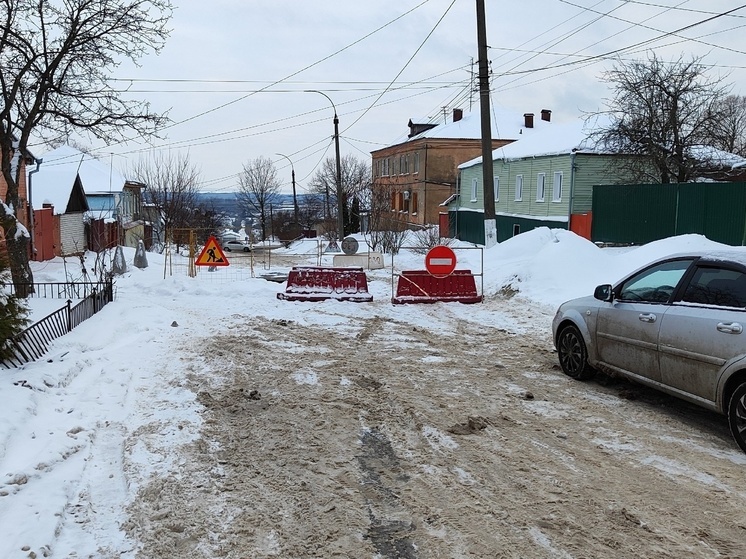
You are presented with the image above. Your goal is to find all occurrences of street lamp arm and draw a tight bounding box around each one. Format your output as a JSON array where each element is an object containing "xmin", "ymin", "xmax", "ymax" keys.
[
  {"xmin": 304, "ymin": 89, "xmax": 337, "ymax": 119},
  {"xmin": 275, "ymin": 152, "xmax": 294, "ymax": 172},
  {"xmin": 304, "ymin": 89, "xmax": 344, "ymax": 242},
  {"xmin": 275, "ymin": 153, "xmax": 299, "ymax": 225}
]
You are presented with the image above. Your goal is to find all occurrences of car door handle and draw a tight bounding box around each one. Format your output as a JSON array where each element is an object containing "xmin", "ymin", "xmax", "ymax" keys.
[
  {"xmin": 639, "ymin": 313, "xmax": 657, "ymax": 323},
  {"xmin": 717, "ymin": 322, "xmax": 743, "ymax": 334}
]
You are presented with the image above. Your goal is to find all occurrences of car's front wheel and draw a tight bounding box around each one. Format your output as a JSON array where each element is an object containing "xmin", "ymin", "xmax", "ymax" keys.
[
  {"xmin": 557, "ymin": 324, "xmax": 595, "ymax": 380},
  {"xmin": 727, "ymin": 381, "xmax": 746, "ymax": 453}
]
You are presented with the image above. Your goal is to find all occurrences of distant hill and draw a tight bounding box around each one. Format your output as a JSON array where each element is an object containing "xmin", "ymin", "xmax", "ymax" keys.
[
  {"xmin": 196, "ymin": 192, "xmax": 308, "ymax": 219},
  {"xmin": 196, "ymin": 192, "xmax": 241, "ymax": 216}
]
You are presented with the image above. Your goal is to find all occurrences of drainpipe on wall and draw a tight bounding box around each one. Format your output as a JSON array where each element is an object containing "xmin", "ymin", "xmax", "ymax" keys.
[
  {"xmin": 27, "ymin": 157, "xmax": 42, "ymax": 259},
  {"xmin": 569, "ymin": 151, "xmax": 576, "ymax": 232},
  {"xmin": 423, "ymin": 145, "xmax": 428, "ymax": 225}
]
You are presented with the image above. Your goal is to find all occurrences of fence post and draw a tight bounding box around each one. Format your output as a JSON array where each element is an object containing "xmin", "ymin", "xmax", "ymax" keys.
[
  {"xmin": 92, "ymin": 288, "xmax": 98, "ymax": 313},
  {"xmin": 66, "ymin": 299, "xmax": 72, "ymax": 333}
]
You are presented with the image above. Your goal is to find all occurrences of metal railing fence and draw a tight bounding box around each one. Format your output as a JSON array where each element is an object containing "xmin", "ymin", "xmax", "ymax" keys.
[{"xmin": 1, "ymin": 279, "xmax": 114, "ymax": 369}]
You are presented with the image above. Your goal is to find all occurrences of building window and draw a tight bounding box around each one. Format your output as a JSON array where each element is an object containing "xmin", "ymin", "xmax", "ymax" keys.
[
  {"xmin": 493, "ymin": 176, "xmax": 499, "ymax": 202},
  {"xmin": 536, "ymin": 173, "xmax": 545, "ymax": 202},
  {"xmin": 515, "ymin": 175, "xmax": 523, "ymax": 201},
  {"xmin": 553, "ymin": 171, "xmax": 563, "ymax": 202},
  {"xmin": 411, "ymin": 191, "xmax": 418, "ymax": 215},
  {"xmin": 383, "ymin": 158, "xmax": 390, "ymax": 176},
  {"xmin": 470, "ymin": 178, "xmax": 478, "ymax": 202},
  {"xmin": 413, "ymin": 152, "xmax": 420, "ymax": 174}
]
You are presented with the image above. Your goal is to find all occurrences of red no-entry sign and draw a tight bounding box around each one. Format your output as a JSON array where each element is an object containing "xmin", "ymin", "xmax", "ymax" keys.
[{"xmin": 425, "ymin": 245, "xmax": 457, "ymax": 277}]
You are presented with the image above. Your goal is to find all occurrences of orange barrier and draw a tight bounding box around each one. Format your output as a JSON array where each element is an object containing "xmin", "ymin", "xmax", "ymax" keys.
[
  {"xmin": 277, "ymin": 266, "xmax": 373, "ymax": 302},
  {"xmin": 392, "ymin": 270, "xmax": 482, "ymax": 304}
]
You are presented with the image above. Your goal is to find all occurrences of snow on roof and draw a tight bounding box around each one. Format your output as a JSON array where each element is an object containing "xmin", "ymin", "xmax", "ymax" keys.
[
  {"xmin": 459, "ymin": 117, "xmax": 606, "ymax": 169},
  {"xmin": 386, "ymin": 105, "xmax": 555, "ymax": 146},
  {"xmin": 456, "ymin": 117, "xmax": 746, "ymax": 171},
  {"xmin": 690, "ymin": 144, "xmax": 746, "ymax": 170},
  {"xmin": 32, "ymin": 146, "xmax": 127, "ymax": 212}
]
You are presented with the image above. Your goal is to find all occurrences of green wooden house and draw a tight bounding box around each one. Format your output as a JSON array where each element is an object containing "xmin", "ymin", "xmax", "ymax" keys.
[{"xmin": 450, "ymin": 118, "xmax": 630, "ymax": 244}]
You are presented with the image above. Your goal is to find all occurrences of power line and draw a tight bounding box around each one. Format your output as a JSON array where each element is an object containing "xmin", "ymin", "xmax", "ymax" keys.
[
  {"xmin": 558, "ymin": 0, "xmax": 746, "ymax": 56},
  {"xmin": 490, "ymin": 4, "xmax": 746, "ymax": 79},
  {"xmin": 343, "ymin": 0, "xmax": 458, "ymax": 133}
]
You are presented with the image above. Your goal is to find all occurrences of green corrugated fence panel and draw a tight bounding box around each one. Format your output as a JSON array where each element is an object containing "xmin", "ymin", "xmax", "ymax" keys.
[
  {"xmin": 592, "ymin": 184, "xmax": 678, "ymax": 244},
  {"xmin": 452, "ymin": 211, "xmax": 485, "ymax": 245},
  {"xmin": 678, "ymin": 183, "xmax": 746, "ymax": 245}
]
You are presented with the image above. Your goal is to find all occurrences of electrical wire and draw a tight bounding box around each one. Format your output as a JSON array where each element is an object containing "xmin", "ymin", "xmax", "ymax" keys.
[{"xmin": 342, "ymin": 0, "xmax": 458, "ymax": 133}]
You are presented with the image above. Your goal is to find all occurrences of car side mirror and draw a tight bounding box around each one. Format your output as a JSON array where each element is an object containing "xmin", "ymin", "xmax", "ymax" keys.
[{"xmin": 594, "ymin": 284, "xmax": 613, "ymax": 302}]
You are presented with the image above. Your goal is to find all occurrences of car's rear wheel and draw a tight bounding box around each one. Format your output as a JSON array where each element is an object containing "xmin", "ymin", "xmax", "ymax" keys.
[
  {"xmin": 727, "ymin": 381, "xmax": 746, "ymax": 453},
  {"xmin": 243, "ymin": 247, "xmax": 250, "ymax": 252},
  {"xmin": 557, "ymin": 324, "xmax": 595, "ymax": 380}
]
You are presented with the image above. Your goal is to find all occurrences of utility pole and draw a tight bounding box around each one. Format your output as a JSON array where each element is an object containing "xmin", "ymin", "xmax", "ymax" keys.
[
  {"xmin": 306, "ymin": 90, "xmax": 345, "ymax": 243},
  {"xmin": 276, "ymin": 153, "xmax": 299, "ymax": 225},
  {"xmin": 477, "ymin": 0, "xmax": 497, "ymax": 248},
  {"xmin": 333, "ymin": 112, "xmax": 344, "ymax": 240}
]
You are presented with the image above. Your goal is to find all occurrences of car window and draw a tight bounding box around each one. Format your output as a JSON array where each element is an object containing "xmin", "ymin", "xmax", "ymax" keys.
[
  {"xmin": 681, "ymin": 266, "xmax": 746, "ymax": 308},
  {"xmin": 617, "ymin": 259, "xmax": 694, "ymax": 303}
]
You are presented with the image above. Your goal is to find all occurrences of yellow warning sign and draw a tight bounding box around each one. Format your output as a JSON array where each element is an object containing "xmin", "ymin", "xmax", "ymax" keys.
[{"xmin": 195, "ymin": 236, "xmax": 230, "ymax": 267}]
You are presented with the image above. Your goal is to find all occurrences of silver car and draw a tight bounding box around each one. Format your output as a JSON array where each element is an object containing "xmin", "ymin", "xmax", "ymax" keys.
[
  {"xmin": 222, "ymin": 239, "xmax": 251, "ymax": 252},
  {"xmin": 552, "ymin": 251, "xmax": 746, "ymax": 453}
]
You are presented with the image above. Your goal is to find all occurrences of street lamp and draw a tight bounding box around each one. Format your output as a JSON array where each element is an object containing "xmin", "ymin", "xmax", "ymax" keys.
[
  {"xmin": 305, "ymin": 89, "xmax": 344, "ymax": 243},
  {"xmin": 275, "ymin": 153, "xmax": 299, "ymax": 225}
]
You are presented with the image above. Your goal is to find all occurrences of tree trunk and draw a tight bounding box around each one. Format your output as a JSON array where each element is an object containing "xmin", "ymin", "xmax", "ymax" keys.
[{"xmin": 4, "ymin": 227, "xmax": 34, "ymax": 298}]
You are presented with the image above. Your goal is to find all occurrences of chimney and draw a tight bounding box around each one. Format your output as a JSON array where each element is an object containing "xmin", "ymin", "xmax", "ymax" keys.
[
  {"xmin": 523, "ymin": 113, "xmax": 534, "ymax": 128},
  {"xmin": 453, "ymin": 108, "xmax": 463, "ymax": 122},
  {"xmin": 541, "ymin": 109, "xmax": 552, "ymax": 122}
]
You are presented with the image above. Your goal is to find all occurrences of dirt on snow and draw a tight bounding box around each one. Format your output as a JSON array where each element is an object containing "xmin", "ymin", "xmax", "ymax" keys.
[{"xmin": 122, "ymin": 291, "xmax": 746, "ymax": 559}]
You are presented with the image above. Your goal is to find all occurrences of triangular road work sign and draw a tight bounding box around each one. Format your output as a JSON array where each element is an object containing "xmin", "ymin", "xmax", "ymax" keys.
[{"xmin": 196, "ymin": 236, "xmax": 230, "ymax": 267}]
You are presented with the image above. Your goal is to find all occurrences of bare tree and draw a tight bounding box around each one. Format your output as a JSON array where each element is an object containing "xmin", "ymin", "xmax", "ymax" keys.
[
  {"xmin": 130, "ymin": 151, "xmax": 201, "ymax": 245},
  {"xmin": 188, "ymin": 203, "xmax": 224, "ymax": 245},
  {"xmin": 707, "ymin": 95, "xmax": 746, "ymax": 157},
  {"xmin": 593, "ymin": 53, "xmax": 731, "ymax": 184},
  {"xmin": 236, "ymin": 156, "xmax": 281, "ymax": 241},
  {"xmin": 308, "ymin": 154, "xmax": 371, "ymax": 238},
  {"xmin": 297, "ymin": 193, "xmax": 325, "ymax": 232},
  {"xmin": 0, "ymin": 0, "xmax": 172, "ymax": 294},
  {"xmin": 364, "ymin": 178, "xmax": 408, "ymax": 254}
]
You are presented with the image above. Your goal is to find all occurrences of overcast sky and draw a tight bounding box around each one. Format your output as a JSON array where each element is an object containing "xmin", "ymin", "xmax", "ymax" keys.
[{"xmin": 46, "ymin": 0, "xmax": 746, "ymax": 194}]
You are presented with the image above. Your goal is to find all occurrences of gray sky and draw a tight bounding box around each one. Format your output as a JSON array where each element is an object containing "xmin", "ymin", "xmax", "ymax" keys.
[{"xmin": 58, "ymin": 0, "xmax": 746, "ymax": 194}]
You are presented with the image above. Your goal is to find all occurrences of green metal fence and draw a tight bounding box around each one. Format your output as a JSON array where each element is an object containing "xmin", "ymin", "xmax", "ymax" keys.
[{"xmin": 592, "ymin": 182, "xmax": 746, "ymax": 246}]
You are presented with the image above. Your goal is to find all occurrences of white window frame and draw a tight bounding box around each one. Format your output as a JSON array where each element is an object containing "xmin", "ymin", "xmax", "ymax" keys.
[
  {"xmin": 536, "ymin": 173, "xmax": 545, "ymax": 202},
  {"xmin": 470, "ymin": 178, "xmax": 478, "ymax": 202},
  {"xmin": 493, "ymin": 176, "xmax": 499, "ymax": 202},
  {"xmin": 514, "ymin": 174, "xmax": 523, "ymax": 201},
  {"xmin": 552, "ymin": 171, "xmax": 563, "ymax": 202},
  {"xmin": 413, "ymin": 152, "xmax": 420, "ymax": 174}
]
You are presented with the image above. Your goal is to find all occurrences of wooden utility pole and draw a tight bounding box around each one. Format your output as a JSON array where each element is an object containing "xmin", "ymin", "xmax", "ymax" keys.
[{"xmin": 476, "ymin": 0, "xmax": 497, "ymax": 247}]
